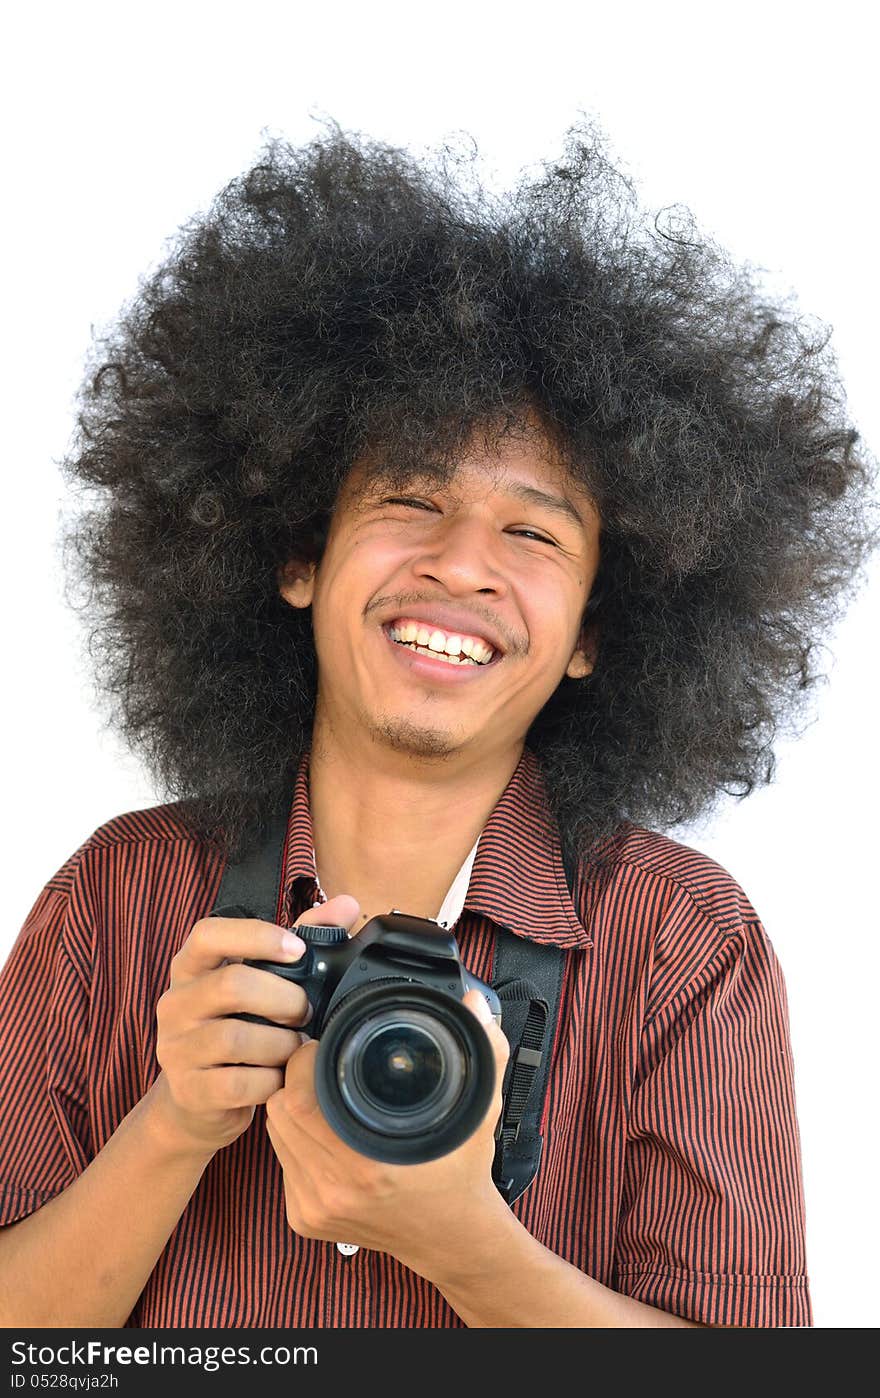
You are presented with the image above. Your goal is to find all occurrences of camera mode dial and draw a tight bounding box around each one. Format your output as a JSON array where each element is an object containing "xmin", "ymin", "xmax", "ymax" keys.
[{"xmin": 300, "ymin": 924, "xmax": 349, "ymax": 946}]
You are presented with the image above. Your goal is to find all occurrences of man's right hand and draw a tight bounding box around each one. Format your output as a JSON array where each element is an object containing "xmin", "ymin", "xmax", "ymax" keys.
[{"xmin": 148, "ymin": 893, "xmax": 361, "ymax": 1157}]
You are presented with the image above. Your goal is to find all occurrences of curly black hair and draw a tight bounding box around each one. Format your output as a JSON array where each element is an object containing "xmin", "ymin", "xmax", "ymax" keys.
[{"xmin": 60, "ymin": 118, "xmax": 879, "ymax": 879}]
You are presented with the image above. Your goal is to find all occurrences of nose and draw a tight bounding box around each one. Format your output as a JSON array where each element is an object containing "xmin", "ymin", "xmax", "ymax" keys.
[{"xmin": 410, "ymin": 512, "xmax": 510, "ymax": 597}]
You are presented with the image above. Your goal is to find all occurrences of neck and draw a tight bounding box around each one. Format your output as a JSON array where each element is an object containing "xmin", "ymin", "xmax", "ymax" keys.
[{"xmin": 307, "ymin": 713, "xmax": 525, "ymax": 923}]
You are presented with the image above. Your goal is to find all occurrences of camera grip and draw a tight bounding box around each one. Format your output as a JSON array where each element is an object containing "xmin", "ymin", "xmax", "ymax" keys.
[
  {"xmin": 232, "ymin": 952, "xmax": 314, "ymax": 1030},
  {"xmin": 243, "ymin": 953, "xmax": 312, "ymax": 983}
]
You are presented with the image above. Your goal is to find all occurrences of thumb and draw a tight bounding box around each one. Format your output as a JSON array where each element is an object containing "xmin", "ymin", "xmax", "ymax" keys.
[
  {"xmin": 462, "ymin": 987, "xmax": 510, "ymax": 1074},
  {"xmin": 293, "ymin": 892, "xmax": 361, "ymax": 935}
]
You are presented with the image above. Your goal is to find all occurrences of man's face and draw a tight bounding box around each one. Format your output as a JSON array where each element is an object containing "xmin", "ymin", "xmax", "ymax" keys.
[{"xmin": 278, "ymin": 423, "xmax": 602, "ymax": 764}]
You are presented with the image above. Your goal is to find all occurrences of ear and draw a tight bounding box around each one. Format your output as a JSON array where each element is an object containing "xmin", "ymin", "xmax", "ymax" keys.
[
  {"xmin": 277, "ymin": 558, "xmax": 317, "ymax": 609},
  {"xmin": 565, "ymin": 619, "xmax": 598, "ymax": 680}
]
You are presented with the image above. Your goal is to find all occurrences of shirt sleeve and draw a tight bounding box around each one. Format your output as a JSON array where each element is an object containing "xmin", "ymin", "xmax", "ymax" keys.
[
  {"xmin": 614, "ymin": 898, "xmax": 812, "ymax": 1327},
  {"xmin": 0, "ymin": 849, "xmax": 94, "ymax": 1226}
]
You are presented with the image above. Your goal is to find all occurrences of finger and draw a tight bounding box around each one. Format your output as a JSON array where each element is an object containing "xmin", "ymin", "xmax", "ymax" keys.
[
  {"xmin": 462, "ymin": 988, "xmax": 510, "ymax": 1076},
  {"xmin": 462, "ymin": 987, "xmax": 493, "ymax": 1026},
  {"xmin": 280, "ymin": 1039, "xmax": 329, "ymax": 1121},
  {"xmin": 184, "ymin": 1017, "xmax": 306, "ymax": 1069},
  {"xmin": 276, "ymin": 1043, "xmax": 365, "ymax": 1161},
  {"xmin": 268, "ymin": 1045, "xmax": 338, "ymax": 1149},
  {"xmin": 264, "ymin": 1107, "xmax": 330, "ymax": 1187},
  {"xmin": 191, "ymin": 1062, "xmax": 287, "ymax": 1108},
  {"xmin": 292, "ymin": 893, "xmax": 361, "ymax": 934},
  {"xmin": 172, "ymin": 918, "xmax": 306, "ymax": 986},
  {"xmin": 284, "ymin": 1037, "xmax": 315, "ymax": 1090},
  {"xmin": 171, "ymin": 960, "xmax": 314, "ymax": 1028}
]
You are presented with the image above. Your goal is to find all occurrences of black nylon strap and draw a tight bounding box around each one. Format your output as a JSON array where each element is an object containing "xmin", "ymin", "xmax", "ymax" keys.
[
  {"xmin": 504, "ymin": 998, "xmax": 548, "ymax": 1119},
  {"xmin": 210, "ymin": 799, "xmax": 290, "ymax": 926},
  {"xmin": 490, "ymin": 929, "xmax": 566, "ymax": 1205},
  {"xmin": 209, "ymin": 795, "xmax": 574, "ymax": 1209}
]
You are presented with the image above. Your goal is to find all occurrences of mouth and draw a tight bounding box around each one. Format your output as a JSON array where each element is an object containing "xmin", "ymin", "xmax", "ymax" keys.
[{"xmin": 380, "ymin": 623, "xmax": 503, "ymax": 681}]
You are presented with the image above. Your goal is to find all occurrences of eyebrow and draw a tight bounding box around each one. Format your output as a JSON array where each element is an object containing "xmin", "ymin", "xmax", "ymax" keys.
[
  {"xmin": 503, "ymin": 482, "xmax": 587, "ymax": 531},
  {"xmin": 367, "ymin": 475, "xmax": 590, "ymax": 531}
]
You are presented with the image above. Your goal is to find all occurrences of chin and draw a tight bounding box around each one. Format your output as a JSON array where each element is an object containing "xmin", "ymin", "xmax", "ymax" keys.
[{"xmin": 371, "ymin": 716, "xmax": 464, "ymax": 760}]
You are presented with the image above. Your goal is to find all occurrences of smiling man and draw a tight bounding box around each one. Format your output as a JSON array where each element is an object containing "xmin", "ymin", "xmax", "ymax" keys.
[
  {"xmin": 1, "ymin": 122, "xmax": 875, "ymax": 1329},
  {"xmin": 278, "ymin": 428, "xmax": 601, "ymax": 936}
]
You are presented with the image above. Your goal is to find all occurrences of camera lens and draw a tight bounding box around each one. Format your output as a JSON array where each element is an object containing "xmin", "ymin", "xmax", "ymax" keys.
[
  {"xmin": 340, "ymin": 1011, "xmax": 464, "ymax": 1131},
  {"xmin": 357, "ymin": 1020, "xmax": 445, "ymax": 1111},
  {"xmin": 314, "ymin": 982, "xmax": 495, "ymax": 1164}
]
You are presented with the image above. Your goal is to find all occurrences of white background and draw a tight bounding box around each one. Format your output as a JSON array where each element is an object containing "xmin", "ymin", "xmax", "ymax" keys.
[{"xmin": 2, "ymin": 0, "xmax": 877, "ymax": 1328}]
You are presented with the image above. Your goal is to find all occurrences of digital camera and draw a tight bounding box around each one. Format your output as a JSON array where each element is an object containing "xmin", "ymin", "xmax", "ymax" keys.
[{"xmin": 237, "ymin": 911, "xmax": 501, "ymax": 1164}]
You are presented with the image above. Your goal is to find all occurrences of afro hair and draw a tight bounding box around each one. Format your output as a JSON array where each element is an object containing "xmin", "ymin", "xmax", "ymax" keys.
[{"xmin": 60, "ymin": 118, "xmax": 880, "ymax": 877}]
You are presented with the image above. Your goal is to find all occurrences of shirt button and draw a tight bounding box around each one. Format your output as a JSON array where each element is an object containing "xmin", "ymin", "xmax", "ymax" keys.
[{"xmin": 336, "ymin": 1241, "xmax": 360, "ymax": 1256}]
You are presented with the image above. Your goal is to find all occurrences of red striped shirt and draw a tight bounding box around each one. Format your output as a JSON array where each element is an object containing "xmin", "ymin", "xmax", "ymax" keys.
[{"xmin": 0, "ymin": 746, "xmax": 812, "ymax": 1326}]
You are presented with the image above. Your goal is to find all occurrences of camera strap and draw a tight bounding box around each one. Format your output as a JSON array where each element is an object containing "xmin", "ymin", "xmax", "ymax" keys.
[
  {"xmin": 489, "ymin": 901, "xmax": 568, "ymax": 1207},
  {"xmin": 210, "ymin": 797, "xmax": 571, "ymax": 1209}
]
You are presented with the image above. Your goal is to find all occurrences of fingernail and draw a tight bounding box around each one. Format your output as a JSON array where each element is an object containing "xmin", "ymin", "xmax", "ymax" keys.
[{"xmin": 281, "ymin": 931, "xmax": 305, "ymax": 956}]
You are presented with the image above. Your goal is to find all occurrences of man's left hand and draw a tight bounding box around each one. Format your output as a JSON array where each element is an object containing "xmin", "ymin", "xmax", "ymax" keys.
[{"xmin": 264, "ymin": 989, "xmax": 512, "ymax": 1280}]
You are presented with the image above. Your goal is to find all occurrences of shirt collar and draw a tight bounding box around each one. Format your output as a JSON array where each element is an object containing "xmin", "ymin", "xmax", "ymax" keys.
[{"xmin": 280, "ymin": 745, "xmax": 592, "ymax": 950}]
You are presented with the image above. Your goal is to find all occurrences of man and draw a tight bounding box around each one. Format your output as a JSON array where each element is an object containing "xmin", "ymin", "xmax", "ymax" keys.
[{"xmin": 1, "ymin": 121, "xmax": 870, "ymax": 1327}]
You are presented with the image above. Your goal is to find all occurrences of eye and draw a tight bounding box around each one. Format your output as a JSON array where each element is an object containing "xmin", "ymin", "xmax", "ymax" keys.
[
  {"xmin": 382, "ymin": 498, "xmax": 557, "ymax": 546},
  {"xmin": 509, "ymin": 528, "xmax": 556, "ymax": 545},
  {"xmin": 384, "ymin": 497, "xmax": 433, "ymax": 510}
]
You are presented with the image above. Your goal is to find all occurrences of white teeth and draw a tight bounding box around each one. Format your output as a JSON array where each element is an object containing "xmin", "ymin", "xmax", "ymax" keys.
[
  {"xmin": 396, "ymin": 641, "xmax": 476, "ymax": 665},
  {"xmin": 387, "ymin": 621, "xmax": 495, "ymax": 663},
  {"xmin": 468, "ymin": 639, "xmax": 494, "ymax": 663}
]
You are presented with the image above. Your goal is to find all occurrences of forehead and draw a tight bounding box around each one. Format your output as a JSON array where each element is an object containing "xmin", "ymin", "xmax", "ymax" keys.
[{"xmin": 341, "ymin": 419, "xmax": 600, "ymax": 526}]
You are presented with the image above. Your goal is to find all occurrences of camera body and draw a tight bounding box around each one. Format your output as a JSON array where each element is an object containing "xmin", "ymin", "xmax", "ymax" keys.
[{"xmin": 239, "ymin": 911, "xmax": 501, "ymax": 1164}]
